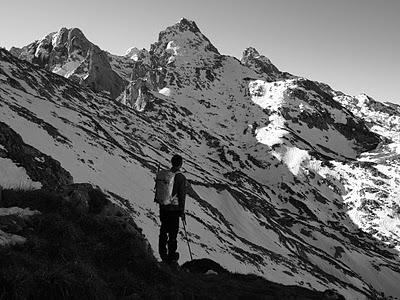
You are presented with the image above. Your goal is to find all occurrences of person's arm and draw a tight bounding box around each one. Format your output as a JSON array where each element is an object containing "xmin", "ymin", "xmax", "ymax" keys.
[{"xmin": 176, "ymin": 174, "xmax": 186, "ymax": 215}]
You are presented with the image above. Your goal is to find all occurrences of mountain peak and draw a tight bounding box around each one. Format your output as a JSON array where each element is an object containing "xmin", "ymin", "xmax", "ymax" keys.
[
  {"xmin": 9, "ymin": 26, "xmax": 127, "ymax": 99},
  {"xmin": 50, "ymin": 27, "xmax": 89, "ymax": 50},
  {"xmin": 242, "ymin": 47, "xmax": 261, "ymax": 58},
  {"xmin": 150, "ymin": 18, "xmax": 220, "ymax": 66},
  {"xmin": 241, "ymin": 47, "xmax": 281, "ymax": 79},
  {"xmin": 124, "ymin": 47, "xmax": 140, "ymax": 59},
  {"xmin": 177, "ymin": 18, "xmax": 201, "ymax": 33},
  {"xmin": 158, "ymin": 18, "xmax": 203, "ymax": 38}
]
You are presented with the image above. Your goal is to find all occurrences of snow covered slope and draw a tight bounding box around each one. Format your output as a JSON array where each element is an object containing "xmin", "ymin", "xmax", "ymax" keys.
[
  {"xmin": 2, "ymin": 18, "xmax": 400, "ymax": 299},
  {"xmin": 332, "ymin": 94, "xmax": 400, "ymax": 250}
]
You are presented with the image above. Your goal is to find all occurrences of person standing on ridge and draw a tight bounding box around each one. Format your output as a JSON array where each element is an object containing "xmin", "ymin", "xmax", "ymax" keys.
[{"xmin": 155, "ymin": 154, "xmax": 187, "ymax": 264}]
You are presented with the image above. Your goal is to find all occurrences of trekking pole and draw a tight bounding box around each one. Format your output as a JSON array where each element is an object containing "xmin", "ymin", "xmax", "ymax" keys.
[
  {"xmin": 154, "ymin": 163, "xmax": 161, "ymax": 203},
  {"xmin": 182, "ymin": 218, "xmax": 193, "ymax": 261}
]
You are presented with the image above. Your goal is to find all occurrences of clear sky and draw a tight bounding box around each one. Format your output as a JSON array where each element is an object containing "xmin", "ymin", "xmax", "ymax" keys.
[{"xmin": 1, "ymin": 0, "xmax": 399, "ymax": 104}]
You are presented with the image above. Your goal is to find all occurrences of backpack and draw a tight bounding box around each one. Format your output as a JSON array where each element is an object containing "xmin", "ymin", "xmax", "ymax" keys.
[{"xmin": 155, "ymin": 169, "xmax": 180, "ymax": 205}]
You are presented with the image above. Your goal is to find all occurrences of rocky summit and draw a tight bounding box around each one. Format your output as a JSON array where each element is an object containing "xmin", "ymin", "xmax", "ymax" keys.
[
  {"xmin": 2, "ymin": 18, "xmax": 400, "ymax": 299},
  {"xmin": 9, "ymin": 27, "xmax": 128, "ymax": 99}
]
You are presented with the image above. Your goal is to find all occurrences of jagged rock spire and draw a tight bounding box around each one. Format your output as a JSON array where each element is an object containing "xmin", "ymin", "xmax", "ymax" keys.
[
  {"xmin": 10, "ymin": 27, "xmax": 126, "ymax": 99},
  {"xmin": 151, "ymin": 17, "xmax": 220, "ymax": 59},
  {"xmin": 241, "ymin": 47, "xmax": 280, "ymax": 76},
  {"xmin": 176, "ymin": 18, "xmax": 201, "ymax": 33}
]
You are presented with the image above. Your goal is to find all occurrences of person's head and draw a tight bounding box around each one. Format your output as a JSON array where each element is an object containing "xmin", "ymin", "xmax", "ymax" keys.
[{"xmin": 171, "ymin": 154, "xmax": 183, "ymax": 169}]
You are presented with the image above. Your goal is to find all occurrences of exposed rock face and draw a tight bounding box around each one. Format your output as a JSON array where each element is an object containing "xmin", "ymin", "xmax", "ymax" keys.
[
  {"xmin": 0, "ymin": 207, "xmax": 39, "ymax": 247},
  {"xmin": 121, "ymin": 79, "xmax": 154, "ymax": 110},
  {"xmin": 10, "ymin": 28, "xmax": 127, "ymax": 99},
  {"xmin": 12, "ymin": 27, "xmax": 91, "ymax": 72},
  {"xmin": 82, "ymin": 45, "xmax": 127, "ymax": 99},
  {"xmin": 335, "ymin": 93, "xmax": 400, "ymax": 141},
  {"xmin": 116, "ymin": 48, "xmax": 157, "ymax": 109},
  {"xmin": 150, "ymin": 17, "xmax": 220, "ymax": 71},
  {"xmin": 0, "ymin": 122, "xmax": 73, "ymax": 188},
  {"xmin": 124, "ymin": 47, "xmax": 141, "ymax": 60},
  {"xmin": 119, "ymin": 18, "xmax": 226, "ymax": 110},
  {"xmin": 247, "ymin": 78, "xmax": 381, "ymax": 161},
  {"xmin": 118, "ymin": 47, "xmax": 163, "ymax": 109},
  {"xmin": 9, "ymin": 47, "xmax": 22, "ymax": 57},
  {"xmin": 242, "ymin": 47, "xmax": 280, "ymax": 77},
  {"xmin": 241, "ymin": 47, "xmax": 296, "ymax": 82}
]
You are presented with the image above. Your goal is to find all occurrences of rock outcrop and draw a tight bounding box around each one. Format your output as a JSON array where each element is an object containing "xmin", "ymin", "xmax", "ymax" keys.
[
  {"xmin": 82, "ymin": 45, "xmax": 127, "ymax": 99},
  {"xmin": 0, "ymin": 207, "xmax": 39, "ymax": 247},
  {"xmin": 241, "ymin": 47, "xmax": 284, "ymax": 80},
  {"xmin": 181, "ymin": 258, "xmax": 229, "ymax": 275},
  {"xmin": 10, "ymin": 28, "xmax": 127, "ymax": 99},
  {"xmin": 0, "ymin": 122, "xmax": 73, "ymax": 188}
]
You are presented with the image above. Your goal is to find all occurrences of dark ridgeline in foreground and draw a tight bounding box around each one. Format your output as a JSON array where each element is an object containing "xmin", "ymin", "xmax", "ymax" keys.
[{"xmin": 0, "ymin": 187, "xmax": 333, "ymax": 300}]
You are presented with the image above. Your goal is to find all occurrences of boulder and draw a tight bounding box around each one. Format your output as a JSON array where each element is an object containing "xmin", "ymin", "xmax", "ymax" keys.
[
  {"xmin": 181, "ymin": 258, "xmax": 229, "ymax": 275},
  {"xmin": 0, "ymin": 206, "xmax": 40, "ymax": 247},
  {"xmin": 0, "ymin": 229, "xmax": 26, "ymax": 247},
  {"xmin": 56, "ymin": 183, "xmax": 93, "ymax": 214},
  {"xmin": 321, "ymin": 289, "xmax": 346, "ymax": 300}
]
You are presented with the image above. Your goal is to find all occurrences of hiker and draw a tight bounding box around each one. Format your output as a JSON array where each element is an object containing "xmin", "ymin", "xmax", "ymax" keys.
[{"xmin": 155, "ymin": 154, "xmax": 187, "ymax": 263}]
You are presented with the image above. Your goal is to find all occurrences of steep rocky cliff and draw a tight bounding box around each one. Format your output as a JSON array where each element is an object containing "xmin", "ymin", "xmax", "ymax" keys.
[{"xmin": 10, "ymin": 28, "xmax": 127, "ymax": 99}]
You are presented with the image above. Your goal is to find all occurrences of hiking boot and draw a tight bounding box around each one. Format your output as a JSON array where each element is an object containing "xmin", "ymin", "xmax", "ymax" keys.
[
  {"xmin": 160, "ymin": 253, "xmax": 169, "ymax": 263},
  {"xmin": 168, "ymin": 252, "xmax": 179, "ymax": 263}
]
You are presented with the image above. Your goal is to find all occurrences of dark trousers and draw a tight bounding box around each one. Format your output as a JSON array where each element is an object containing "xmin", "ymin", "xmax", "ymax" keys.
[{"xmin": 159, "ymin": 210, "xmax": 180, "ymax": 262}]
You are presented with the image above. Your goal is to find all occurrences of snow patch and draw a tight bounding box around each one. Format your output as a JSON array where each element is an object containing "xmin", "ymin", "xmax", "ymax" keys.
[
  {"xmin": 249, "ymin": 80, "xmax": 289, "ymax": 110},
  {"xmin": 255, "ymin": 126, "xmax": 287, "ymax": 147},
  {"xmin": 52, "ymin": 59, "xmax": 84, "ymax": 78},
  {"xmin": 355, "ymin": 94, "xmax": 371, "ymax": 107},
  {"xmin": 167, "ymin": 56, "xmax": 176, "ymax": 65},
  {"xmin": 125, "ymin": 47, "xmax": 140, "ymax": 60},
  {"xmin": 34, "ymin": 156, "xmax": 45, "ymax": 163},
  {"xmin": 158, "ymin": 87, "xmax": 172, "ymax": 97},
  {"xmin": 282, "ymin": 147, "xmax": 310, "ymax": 176},
  {"xmin": 166, "ymin": 41, "xmax": 180, "ymax": 64},
  {"xmin": 0, "ymin": 158, "xmax": 42, "ymax": 189},
  {"xmin": 51, "ymin": 29, "xmax": 64, "ymax": 47},
  {"xmin": 166, "ymin": 41, "xmax": 180, "ymax": 56}
]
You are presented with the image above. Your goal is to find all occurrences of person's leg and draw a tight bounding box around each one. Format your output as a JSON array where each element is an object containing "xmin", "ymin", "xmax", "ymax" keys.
[
  {"xmin": 158, "ymin": 210, "xmax": 168, "ymax": 262},
  {"xmin": 167, "ymin": 211, "xmax": 180, "ymax": 261}
]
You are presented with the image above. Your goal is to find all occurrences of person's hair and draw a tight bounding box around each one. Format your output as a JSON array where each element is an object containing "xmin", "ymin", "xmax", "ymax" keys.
[{"xmin": 171, "ymin": 154, "xmax": 183, "ymax": 168}]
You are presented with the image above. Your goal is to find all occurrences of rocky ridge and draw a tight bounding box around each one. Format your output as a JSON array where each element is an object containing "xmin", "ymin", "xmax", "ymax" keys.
[
  {"xmin": 10, "ymin": 27, "xmax": 128, "ymax": 99},
  {"xmin": 241, "ymin": 46, "xmax": 293, "ymax": 81}
]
